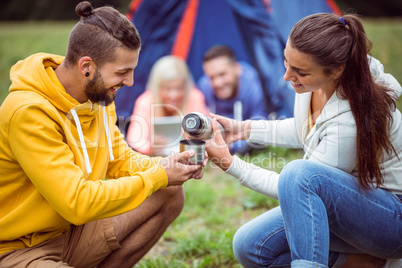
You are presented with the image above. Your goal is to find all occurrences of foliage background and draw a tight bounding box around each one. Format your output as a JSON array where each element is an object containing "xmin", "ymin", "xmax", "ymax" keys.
[
  {"xmin": 0, "ymin": 0, "xmax": 131, "ymax": 20},
  {"xmin": 1, "ymin": 0, "xmax": 402, "ymax": 20}
]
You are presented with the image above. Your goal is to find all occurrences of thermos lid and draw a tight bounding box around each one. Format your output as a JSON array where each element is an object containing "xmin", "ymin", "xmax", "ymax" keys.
[{"xmin": 182, "ymin": 113, "xmax": 202, "ymax": 135}]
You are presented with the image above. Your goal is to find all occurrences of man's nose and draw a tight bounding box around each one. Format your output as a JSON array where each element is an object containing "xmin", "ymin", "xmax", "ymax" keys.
[{"xmin": 124, "ymin": 73, "xmax": 134, "ymax": 87}]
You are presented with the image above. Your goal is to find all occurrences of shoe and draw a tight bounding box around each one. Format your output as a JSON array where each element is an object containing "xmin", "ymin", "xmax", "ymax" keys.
[{"xmin": 383, "ymin": 259, "xmax": 402, "ymax": 268}]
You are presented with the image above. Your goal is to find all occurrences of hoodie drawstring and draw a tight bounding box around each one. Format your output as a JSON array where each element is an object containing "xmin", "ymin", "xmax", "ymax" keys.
[
  {"xmin": 71, "ymin": 109, "xmax": 92, "ymax": 174},
  {"xmin": 70, "ymin": 107, "xmax": 114, "ymax": 175},
  {"xmin": 102, "ymin": 106, "xmax": 114, "ymax": 162}
]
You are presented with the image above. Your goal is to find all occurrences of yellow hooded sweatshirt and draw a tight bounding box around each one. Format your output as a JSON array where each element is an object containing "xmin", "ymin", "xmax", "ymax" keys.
[{"xmin": 0, "ymin": 53, "xmax": 168, "ymax": 255}]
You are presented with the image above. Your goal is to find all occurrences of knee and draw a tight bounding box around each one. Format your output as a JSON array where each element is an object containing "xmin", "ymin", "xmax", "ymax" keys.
[
  {"xmin": 160, "ymin": 186, "xmax": 185, "ymax": 218},
  {"xmin": 233, "ymin": 225, "xmax": 253, "ymax": 266},
  {"xmin": 233, "ymin": 222, "xmax": 284, "ymax": 267},
  {"xmin": 278, "ymin": 160, "xmax": 318, "ymax": 197},
  {"xmin": 278, "ymin": 160, "xmax": 336, "ymax": 200}
]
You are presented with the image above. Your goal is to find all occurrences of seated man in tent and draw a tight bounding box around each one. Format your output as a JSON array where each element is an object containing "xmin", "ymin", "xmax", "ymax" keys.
[{"xmin": 198, "ymin": 45, "xmax": 268, "ymax": 155}]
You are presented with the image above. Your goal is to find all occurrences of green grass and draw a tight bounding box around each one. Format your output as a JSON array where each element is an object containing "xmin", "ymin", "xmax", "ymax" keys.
[
  {"xmin": 0, "ymin": 21, "xmax": 75, "ymax": 102},
  {"xmin": 365, "ymin": 18, "xmax": 402, "ymax": 81},
  {"xmin": 0, "ymin": 19, "xmax": 401, "ymax": 267},
  {"xmin": 364, "ymin": 18, "xmax": 402, "ymax": 110},
  {"xmin": 135, "ymin": 147, "xmax": 302, "ymax": 268}
]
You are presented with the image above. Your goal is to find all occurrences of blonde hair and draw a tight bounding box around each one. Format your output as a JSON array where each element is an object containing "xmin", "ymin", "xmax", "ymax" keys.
[{"xmin": 147, "ymin": 55, "xmax": 194, "ymax": 117}]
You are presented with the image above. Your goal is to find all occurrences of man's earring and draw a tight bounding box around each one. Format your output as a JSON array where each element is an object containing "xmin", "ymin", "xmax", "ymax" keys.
[{"xmin": 85, "ymin": 72, "xmax": 90, "ymax": 77}]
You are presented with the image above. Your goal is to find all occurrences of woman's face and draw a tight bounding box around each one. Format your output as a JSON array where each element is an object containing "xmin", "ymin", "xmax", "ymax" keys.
[
  {"xmin": 283, "ymin": 41, "xmax": 338, "ymax": 95},
  {"xmin": 160, "ymin": 77, "xmax": 187, "ymax": 113}
]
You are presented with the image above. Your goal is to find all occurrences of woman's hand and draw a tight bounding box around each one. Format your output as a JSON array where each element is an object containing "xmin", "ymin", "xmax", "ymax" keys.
[
  {"xmin": 210, "ymin": 113, "xmax": 251, "ymax": 145},
  {"xmin": 205, "ymin": 118, "xmax": 233, "ymax": 171}
]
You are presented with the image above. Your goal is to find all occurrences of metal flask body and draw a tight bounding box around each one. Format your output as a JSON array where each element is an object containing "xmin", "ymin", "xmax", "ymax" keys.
[{"xmin": 182, "ymin": 112, "xmax": 225, "ymax": 140}]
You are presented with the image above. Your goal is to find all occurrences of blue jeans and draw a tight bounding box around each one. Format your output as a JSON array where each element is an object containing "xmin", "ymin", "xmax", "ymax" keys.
[{"xmin": 233, "ymin": 160, "xmax": 402, "ymax": 268}]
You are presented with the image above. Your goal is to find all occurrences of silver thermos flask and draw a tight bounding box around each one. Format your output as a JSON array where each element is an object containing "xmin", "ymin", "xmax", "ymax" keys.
[{"xmin": 182, "ymin": 112, "xmax": 225, "ymax": 140}]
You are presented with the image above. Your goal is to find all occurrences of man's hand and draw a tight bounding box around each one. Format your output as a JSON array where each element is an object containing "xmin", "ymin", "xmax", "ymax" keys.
[{"xmin": 159, "ymin": 150, "xmax": 207, "ymax": 186}]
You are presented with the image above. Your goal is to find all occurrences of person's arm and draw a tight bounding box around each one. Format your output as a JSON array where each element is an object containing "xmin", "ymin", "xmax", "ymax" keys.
[
  {"xmin": 226, "ymin": 155, "xmax": 280, "ymax": 199},
  {"xmin": 247, "ymin": 118, "xmax": 303, "ymax": 149},
  {"xmin": 107, "ymin": 123, "xmax": 164, "ymax": 177},
  {"xmin": 212, "ymin": 113, "xmax": 303, "ymax": 149},
  {"xmin": 107, "ymin": 103, "xmax": 206, "ymax": 185},
  {"xmin": 107, "ymin": 125, "xmax": 205, "ymax": 183},
  {"xmin": 206, "ymin": 118, "xmax": 280, "ymax": 199},
  {"xmin": 208, "ymin": 113, "xmax": 303, "ymax": 199},
  {"xmin": 238, "ymin": 64, "xmax": 301, "ymax": 148},
  {"xmin": 9, "ymin": 104, "xmax": 167, "ymax": 225}
]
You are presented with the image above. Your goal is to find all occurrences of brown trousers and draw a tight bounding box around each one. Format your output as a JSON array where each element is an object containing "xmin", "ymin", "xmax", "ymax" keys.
[{"xmin": 0, "ymin": 218, "xmax": 120, "ymax": 268}]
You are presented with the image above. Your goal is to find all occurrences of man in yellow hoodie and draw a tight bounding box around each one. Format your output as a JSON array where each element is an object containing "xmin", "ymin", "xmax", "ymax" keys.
[{"xmin": 0, "ymin": 2, "xmax": 206, "ymax": 267}]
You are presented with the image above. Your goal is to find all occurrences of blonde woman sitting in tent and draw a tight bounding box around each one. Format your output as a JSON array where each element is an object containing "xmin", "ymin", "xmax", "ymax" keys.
[{"xmin": 127, "ymin": 55, "xmax": 208, "ymax": 156}]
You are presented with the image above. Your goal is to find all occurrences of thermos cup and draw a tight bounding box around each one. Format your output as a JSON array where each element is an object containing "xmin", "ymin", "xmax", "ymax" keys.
[{"xmin": 179, "ymin": 139, "xmax": 205, "ymax": 165}]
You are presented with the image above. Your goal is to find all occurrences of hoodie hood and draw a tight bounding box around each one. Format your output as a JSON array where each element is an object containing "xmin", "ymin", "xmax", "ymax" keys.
[
  {"xmin": 10, "ymin": 53, "xmax": 79, "ymax": 113},
  {"xmin": 9, "ymin": 53, "xmax": 113, "ymax": 173},
  {"xmin": 9, "ymin": 53, "xmax": 100, "ymax": 124}
]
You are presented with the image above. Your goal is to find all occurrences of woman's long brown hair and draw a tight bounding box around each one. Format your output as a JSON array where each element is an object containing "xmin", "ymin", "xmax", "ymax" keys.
[{"xmin": 289, "ymin": 13, "xmax": 397, "ymax": 190}]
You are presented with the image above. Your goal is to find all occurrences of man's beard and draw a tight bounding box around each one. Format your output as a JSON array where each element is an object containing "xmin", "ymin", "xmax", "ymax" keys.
[{"xmin": 84, "ymin": 69, "xmax": 115, "ymax": 106}]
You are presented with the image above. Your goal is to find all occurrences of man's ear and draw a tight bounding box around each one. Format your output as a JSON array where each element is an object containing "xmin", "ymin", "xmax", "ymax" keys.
[
  {"xmin": 331, "ymin": 64, "xmax": 345, "ymax": 80},
  {"xmin": 78, "ymin": 56, "xmax": 94, "ymax": 78}
]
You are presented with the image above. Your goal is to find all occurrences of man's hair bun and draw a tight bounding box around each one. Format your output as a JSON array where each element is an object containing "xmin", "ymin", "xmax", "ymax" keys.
[{"xmin": 75, "ymin": 1, "xmax": 93, "ymax": 17}]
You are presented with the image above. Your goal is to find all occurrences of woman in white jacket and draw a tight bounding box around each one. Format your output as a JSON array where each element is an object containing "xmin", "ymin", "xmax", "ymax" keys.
[{"xmin": 206, "ymin": 13, "xmax": 402, "ymax": 268}]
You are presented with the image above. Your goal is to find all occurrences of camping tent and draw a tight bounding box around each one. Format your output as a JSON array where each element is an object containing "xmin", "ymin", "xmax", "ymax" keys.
[{"xmin": 115, "ymin": 0, "xmax": 341, "ymax": 124}]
